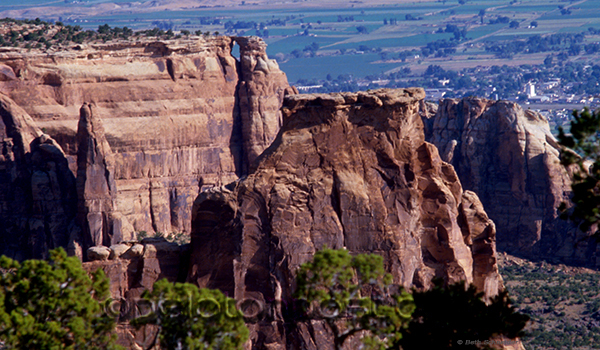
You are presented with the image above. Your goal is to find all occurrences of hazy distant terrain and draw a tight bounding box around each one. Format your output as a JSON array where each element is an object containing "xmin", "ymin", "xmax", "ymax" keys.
[
  {"xmin": 2, "ymin": 0, "xmax": 600, "ymax": 129},
  {"xmin": 2, "ymin": 1, "xmax": 599, "ymax": 82}
]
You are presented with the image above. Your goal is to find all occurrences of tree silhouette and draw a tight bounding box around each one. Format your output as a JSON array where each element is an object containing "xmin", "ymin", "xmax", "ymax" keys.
[
  {"xmin": 0, "ymin": 248, "xmax": 120, "ymax": 350},
  {"xmin": 294, "ymin": 248, "xmax": 415, "ymax": 350},
  {"xmin": 132, "ymin": 279, "xmax": 249, "ymax": 350},
  {"xmin": 398, "ymin": 280, "xmax": 529, "ymax": 350},
  {"xmin": 558, "ymin": 107, "xmax": 600, "ymax": 235}
]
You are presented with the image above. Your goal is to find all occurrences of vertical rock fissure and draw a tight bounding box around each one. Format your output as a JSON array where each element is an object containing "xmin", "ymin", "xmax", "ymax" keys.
[
  {"xmin": 166, "ymin": 58, "xmax": 175, "ymax": 81},
  {"xmin": 231, "ymin": 57, "xmax": 247, "ymax": 176},
  {"xmin": 149, "ymin": 181, "xmax": 158, "ymax": 233},
  {"xmin": 169, "ymin": 187, "xmax": 178, "ymax": 230},
  {"xmin": 331, "ymin": 171, "xmax": 346, "ymax": 247}
]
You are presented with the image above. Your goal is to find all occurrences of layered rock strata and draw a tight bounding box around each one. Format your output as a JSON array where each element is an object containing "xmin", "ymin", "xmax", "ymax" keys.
[
  {"xmin": 0, "ymin": 36, "xmax": 291, "ymax": 258},
  {"xmin": 423, "ymin": 98, "xmax": 595, "ymax": 265},
  {"xmin": 188, "ymin": 89, "xmax": 503, "ymax": 349},
  {"xmin": 235, "ymin": 36, "xmax": 297, "ymax": 172}
]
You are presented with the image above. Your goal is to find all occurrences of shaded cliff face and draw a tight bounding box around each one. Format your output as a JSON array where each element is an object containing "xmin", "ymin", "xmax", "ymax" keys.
[
  {"xmin": 0, "ymin": 93, "xmax": 78, "ymax": 260},
  {"xmin": 76, "ymin": 103, "xmax": 121, "ymax": 249},
  {"xmin": 423, "ymin": 98, "xmax": 596, "ymax": 266},
  {"xmin": 0, "ymin": 36, "xmax": 291, "ymax": 247},
  {"xmin": 188, "ymin": 89, "xmax": 502, "ymax": 349}
]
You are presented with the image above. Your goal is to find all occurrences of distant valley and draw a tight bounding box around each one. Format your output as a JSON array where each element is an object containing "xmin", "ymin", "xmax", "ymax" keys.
[{"xmin": 2, "ymin": 0, "xmax": 600, "ymax": 134}]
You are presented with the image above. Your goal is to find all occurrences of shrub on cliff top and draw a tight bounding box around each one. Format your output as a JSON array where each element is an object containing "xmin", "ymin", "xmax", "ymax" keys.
[{"xmin": 0, "ymin": 248, "xmax": 120, "ymax": 350}]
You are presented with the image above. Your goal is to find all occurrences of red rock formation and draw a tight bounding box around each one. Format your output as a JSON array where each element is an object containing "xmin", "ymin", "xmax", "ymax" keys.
[
  {"xmin": 76, "ymin": 102, "xmax": 122, "ymax": 249},
  {"xmin": 0, "ymin": 36, "xmax": 291, "ymax": 239},
  {"xmin": 423, "ymin": 98, "xmax": 594, "ymax": 265},
  {"xmin": 234, "ymin": 36, "xmax": 298, "ymax": 172},
  {"xmin": 188, "ymin": 89, "xmax": 503, "ymax": 349},
  {"xmin": 0, "ymin": 93, "xmax": 78, "ymax": 260}
]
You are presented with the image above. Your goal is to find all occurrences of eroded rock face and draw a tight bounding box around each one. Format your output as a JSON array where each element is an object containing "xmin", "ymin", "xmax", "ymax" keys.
[
  {"xmin": 0, "ymin": 93, "xmax": 78, "ymax": 260},
  {"xmin": 423, "ymin": 98, "xmax": 595, "ymax": 265},
  {"xmin": 188, "ymin": 89, "xmax": 503, "ymax": 349},
  {"xmin": 0, "ymin": 36, "xmax": 291, "ymax": 239},
  {"xmin": 234, "ymin": 36, "xmax": 298, "ymax": 173},
  {"xmin": 77, "ymin": 102, "xmax": 124, "ymax": 248}
]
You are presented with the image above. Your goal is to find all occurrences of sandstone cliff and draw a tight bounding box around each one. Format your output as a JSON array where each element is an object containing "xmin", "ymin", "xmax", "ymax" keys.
[
  {"xmin": 76, "ymin": 102, "xmax": 121, "ymax": 249},
  {"xmin": 188, "ymin": 89, "xmax": 503, "ymax": 349},
  {"xmin": 0, "ymin": 93, "xmax": 78, "ymax": 260},
  {"xmin": 423, "ymin": 98, "xmax": 597, "ymax": 266},
  {"xmin": 0, "ymin": 36, "xmax": 291, "ymax": 258}
]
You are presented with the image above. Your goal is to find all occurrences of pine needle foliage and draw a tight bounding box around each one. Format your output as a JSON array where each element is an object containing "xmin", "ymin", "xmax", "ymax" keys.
[
  {"xmin": 0, "ymin": 248, "xmax": 120, "ymax": 350},
  {"xmin": 558, "ymin": 107, "xmax": 600, "ymax": 234},
  {"xmin": 294, "ymin": 248, "xmax": 415, "ymax": 350},
  {"xmin": 132, "ymin": 279, "xmax": 249, "ymax": 350}
]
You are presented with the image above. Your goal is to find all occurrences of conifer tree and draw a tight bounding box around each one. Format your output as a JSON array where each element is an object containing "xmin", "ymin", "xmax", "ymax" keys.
[
  {"xmin": 132, "ymin": 279, "xmax": 249, "ymax": 350},
  {"xmin": 0, "ymin": 248, "xmax": 120, "ymax": 350},
  {"xmin": 294, "ymin": 248, "xmax": 415, "ymax": 350}
]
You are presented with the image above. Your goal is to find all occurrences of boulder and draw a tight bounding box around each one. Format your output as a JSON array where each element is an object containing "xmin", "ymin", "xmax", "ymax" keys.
[
  {"xmin": 109, "ymin": 243, "xmax": 131, "ymax": 260},
  {"xmin": 87, "ymin": 246, "xmax": 111, "ymax": 261}
]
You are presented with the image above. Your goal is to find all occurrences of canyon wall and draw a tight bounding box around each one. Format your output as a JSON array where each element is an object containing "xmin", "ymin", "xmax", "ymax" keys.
[
  {"xmin": 83, "ymin": 237, "xmax": 190, "ymax": 349},
  {"xmin": 188, "ymin": 89, "xmax": 504, "ymax": 349},
  {"xmin": 0, "ymin": 36, "xmax": 292, "ymax": 259},
  {"xmin": 0, "ymin": 94, "xmax": 78, "ymax": 260},
  {"xmin": 0, "ymin": 34, "xmax": 564, "ymax": 348},
  {"xmin": 423, "ymin": 98, "xmax": 598, "ymax": 266}
]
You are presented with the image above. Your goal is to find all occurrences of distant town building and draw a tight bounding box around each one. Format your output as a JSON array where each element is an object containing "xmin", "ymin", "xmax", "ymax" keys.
[
  {"xmin": 541, "ymin": 79, "xmax": 561, "ymax": 90},
  {"xmin": 371, "ymin": 79, "xmax": 390, "ymax": 86},
  {"xmin": 425, "ymin": 88, "xmax": 452, "ymax": 100},
  {"xmin": 296, "ymin": 85, "xmax": 323, "ymax": 92},
  {"xmin": 525, "ymin": 82, "xmax": 536, "ymax": 98}
]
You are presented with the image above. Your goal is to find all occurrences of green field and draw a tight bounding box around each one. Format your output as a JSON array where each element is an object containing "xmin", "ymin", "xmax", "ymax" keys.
[{"xmin": 279, "ymin": 53, "xmax": 401, "ymax": 81}]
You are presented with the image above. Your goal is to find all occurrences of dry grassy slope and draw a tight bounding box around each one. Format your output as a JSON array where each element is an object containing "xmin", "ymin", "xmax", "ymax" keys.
[{"xmin": 498, "ymin": 254, "xmax": 600, "ymax": 349}]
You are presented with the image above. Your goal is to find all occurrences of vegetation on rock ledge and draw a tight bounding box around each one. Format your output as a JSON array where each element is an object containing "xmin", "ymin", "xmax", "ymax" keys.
[
  {"xmin": 0, "ymin": 17, "xmax": 218, "ymax": 51},
  {"xmin": 294, "ymin": 248, "xmax": 415, "ymax": 350},
  {"xmin": 295, "ymin": 249, "xmax": 529, "ymax": 350}
]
